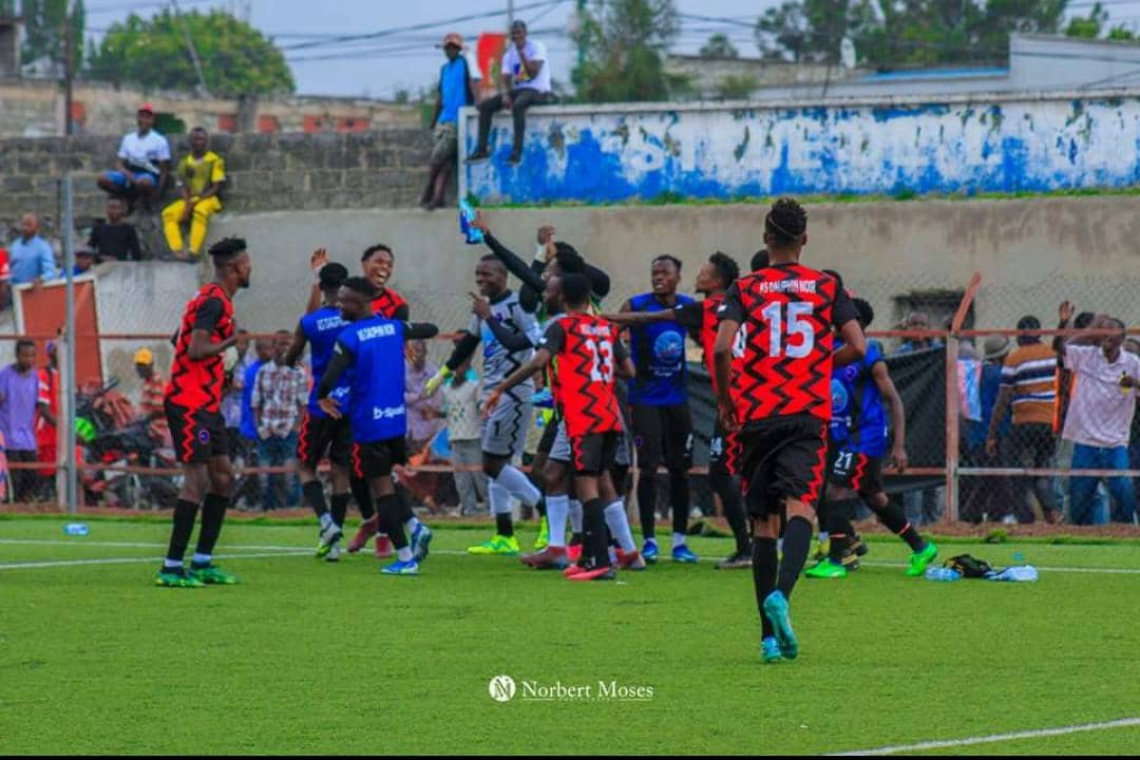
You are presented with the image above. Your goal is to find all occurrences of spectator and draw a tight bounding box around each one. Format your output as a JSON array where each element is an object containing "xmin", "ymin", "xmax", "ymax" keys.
[
  {"xmin": 961, "ymin": 336, "xmax": 1014, "ymax": 522},
  {"xmin": 1054, "ymin": 311, "xmax": 1099, "ymax": 519},
  {"xmin": 88, "ymin": 198, "xmax": 142, "ymax": 261},
  {"xmin": 0, "ymin": 340, "xmax": 45, "ymax": 502},
  {"xmin": 0, "ymin": 245, "xmax": 11, "ymax": 309},
  {"xmin": 403, "ymin": 338, "xmax": 442, "ymax": 508},
  {"xmin": 1056, "ymin": 303, "xmax": 1140, "ymax": 524},
  {"xmin": 35, "ymin": 341, "xmax": 59, "ymax": 499},
  {"xmin": 438, "ymin": 355, "xmax": 485, "ymax": 516},
  {"xmin": 9, "ymin": 213, "xmax": 58, "ymax": 287},
  {"xmin": 986, "ymin": 316, "xmax": 1062, "ymax": 523},
  {"xmin": 97, "ymin": 103, "xmax": 171, "ymax": 209},
  {"xmin": 894, "ymin": 311, "xmax": 944, "ymax": 354},
  {"xmin": 467, "ymin": 20, "xmax": 553, "ymax": 166},
  {"xmin": 71, "ymin": 246, "xmax": 98, "ymax": 277},
  {"xmin": 422, "ymin": 33, "xmax": 480, "ymax": 211},
  {"xmin": 235, "ymin": 333, "xmax": 270, "ymax": 510},
  {"xmin": 1127, "ymin": 339, "xmax": 1140, "ymax": 511},
  {"xmin": 221, "ymin": 329, "xmax": 250, "ymax": 455},
  {"xmin": 251, "ymin": 330, "xmax": 307, "ymax": 511},
  {"xmin": 133, "ymin": 348, "xmax": 170, "ymax": 447},
  {"xmin": 162, "ymin": 127, "xmax": 227, "ymax": 262}
]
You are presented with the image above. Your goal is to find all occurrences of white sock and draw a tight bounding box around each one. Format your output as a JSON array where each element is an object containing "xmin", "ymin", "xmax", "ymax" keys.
[
  {"xmin": 489, "ymin": 481, "xmax": 513, "ymax": 515},
  {"xmin": 608, "ymin": 546, "xmax": 618, "ymax": 565},
  {"xmin": 319, "ymin": 512, "xmax": 332, "ymax": 530},
  {"xmin": 494, "ymin": 465, "xmax": 541, "ymax": 508},
  {"xmin": 604, "ymin": 500, "xmax": 637, "ymax": 552},
  {"xmin": 818, "ymin": 531, "xmax": 829, "ymax": 544},
  {"xmin": 397, "ymin": 546, "xmax": 413, "ymax": 563},
  {"xmin": 164, "ymin": 559, "xmax": 182, "ymax": 570},
  {"xmin": 546, "ymin": 494, "xmax": 569, "ymax": 548},
  {"xmin": 644, "ymin": 535, "xmax": 658, "ymax": 546},
  {"xmin": 568, "ymin": 499, "xmax": 584, "ymax": 533},
  {"xmin": 672, "ymin": 532, "xmax": 686, "ymax": 549},
  {"xmin": 404, "ymin": 517, "xmax": 421, "ymax": 536},
  {"xmin": 192, "ymin": 552, "xmax": 211, "ymax": 566}
]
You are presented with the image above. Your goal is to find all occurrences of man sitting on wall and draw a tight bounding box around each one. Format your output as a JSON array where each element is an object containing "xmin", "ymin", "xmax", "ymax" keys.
[
  {"xmin": 96, "ymin": 103, "xmax": 171, "ymax": 211},
  {"xmin": 162, "ymin": 127, "xmax": 227, "ymax": 262}
]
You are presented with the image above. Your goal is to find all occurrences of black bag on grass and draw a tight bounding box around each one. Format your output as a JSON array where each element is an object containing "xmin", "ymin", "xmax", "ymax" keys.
[{"xmin": 944, "ymin": 554, "xmax": 996, "ymax": 579}]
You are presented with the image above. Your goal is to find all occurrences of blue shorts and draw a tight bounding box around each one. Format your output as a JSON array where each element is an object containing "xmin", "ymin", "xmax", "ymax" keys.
[{"xmin": 103, "ymin": 170, "xmax": 159, "ymax": 189}]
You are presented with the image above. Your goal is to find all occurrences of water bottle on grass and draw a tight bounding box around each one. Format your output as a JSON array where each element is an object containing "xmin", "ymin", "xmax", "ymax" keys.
[
  {"xmin": 925, "ymin": 567, "xmax": 960, "ymax": 582},
  {"xmin": 63, "ymin": 523, "xmax": 89, "ymax": 537}
]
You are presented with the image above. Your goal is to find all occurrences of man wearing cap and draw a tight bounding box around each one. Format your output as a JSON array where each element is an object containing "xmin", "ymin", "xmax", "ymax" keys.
[
  {"xmin": 135, "ymin": 348, "xmax": 170, "ymax": 446},
  {"xmin": 467, "ymin": 20, "xmax": 552, "ymax": 166},
  {"xmin": 97, "ymin": 103, "xmax": 171, "ymax": 208},
  {"xmin": 422, "ymin": 33, "xmax": 480, "ymax": 211}
]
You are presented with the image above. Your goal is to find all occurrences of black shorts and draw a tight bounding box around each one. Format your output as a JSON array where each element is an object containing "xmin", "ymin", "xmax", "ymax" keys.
[
  {"xmin": 740, "ymin": 413, "xmax": 828, "ymax": 519},
  {"xmin": 297, "ymin": 412, "xmax": 353, "ymax": 470},
  {"xmin": 631, "ymin": 403, "xmax": 693, "ymax": 472},
  {"xmin": 709, "ymin": 421, "xmax": 741, "ymax": 478},
  {"xmin": 572, "ymin": 431, "xmax": 620, "ymax": 475},
  {"xmin": 165, "ymin": 400, "xmax": 228, "ymax": 465},
  {"xmin": 827, "ymin": 447, "xmax": 884, "ymax": 496},
  {"xmin": 351, "ymin": 438, "xmax": 408, "ymax": 480}
]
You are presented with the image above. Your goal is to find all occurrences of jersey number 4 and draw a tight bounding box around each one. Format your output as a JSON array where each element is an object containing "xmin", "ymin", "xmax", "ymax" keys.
[{"xmin": 584, "ymin": 338, "xmax": 615, "ymax": 383}]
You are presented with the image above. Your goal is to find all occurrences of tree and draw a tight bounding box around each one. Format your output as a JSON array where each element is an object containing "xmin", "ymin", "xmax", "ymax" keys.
[
  {"xmin": 715, "ymin": 74, "xmax": 757, "ymax": 99},
  {"xmin": 571, "ymin": 0, "xmax": 680, "ymax": 102},
  {"xmin": 756, "ymin": 0, "xmax": 877, "ymax": 63},
  {"xmin": 1065, "ymin": 2, "xmax": 1106, "ymax": 38},
  {"xmin": 19, "ymin": 0, "xmax": 85, "ymax": 69},
  {"xmin": 88, "ymin": 9, "xmax": 294, "ymax": 96},
  {"xmin": 755, "ymin": 1, "xmax": 811, "ymax": 62},
  {"xmin": 699, "ymin": 33, "xmax": 738, "ymax": 59}
]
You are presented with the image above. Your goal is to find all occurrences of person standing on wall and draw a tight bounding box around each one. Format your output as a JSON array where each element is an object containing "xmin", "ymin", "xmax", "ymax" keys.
[
  {"xmin": 467, "ymin": 20, "xmax": 553, "ymax": 166},
  {"xmin": 422, "ymin": 33, "xmax": 481, "ymax": 211}
]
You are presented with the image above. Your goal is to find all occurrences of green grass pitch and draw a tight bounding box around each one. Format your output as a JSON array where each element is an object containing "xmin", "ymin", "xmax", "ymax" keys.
[{"xmin": 1, "ymin": 516, "xmax": 1138, "ymax": 755}]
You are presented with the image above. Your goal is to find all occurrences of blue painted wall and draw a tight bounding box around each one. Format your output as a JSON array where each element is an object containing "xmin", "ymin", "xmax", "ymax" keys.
[{"xmin": 461, "ymin": 97, "xmax": 1140, "ymax": 204}]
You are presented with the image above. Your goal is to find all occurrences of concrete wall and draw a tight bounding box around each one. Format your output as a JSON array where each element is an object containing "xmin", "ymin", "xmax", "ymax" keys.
[{"xmin": 460, "ymin": 90, "xmax": 1140, "ymax": 204}]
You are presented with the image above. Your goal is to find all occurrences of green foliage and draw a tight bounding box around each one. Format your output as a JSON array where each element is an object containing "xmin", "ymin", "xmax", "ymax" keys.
[
  {"xmin": 698, "ymin": 32, "xmax": 738, "ymax": 59},
  {"xmin": 1065, "ymin": 1, "xmax": 1106, "ymax": 38},
  {"xmin": 714, "ymin": 73, "xmax": 757, "ymax": 100},
  {"xmin": 19, "ymin": 0, "xmax": 85, "ymax": 69},
  {"xmin": 88, "ymin": 9, "xmax": 294, "ymax": 96},
  {"xmin": 571, "ymin": 0, "xmax": 680, "ymax": 102}
]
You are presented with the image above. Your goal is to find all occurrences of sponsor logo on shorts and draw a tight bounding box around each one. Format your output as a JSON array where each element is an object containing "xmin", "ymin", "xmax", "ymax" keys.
[{"xmin": 198, "ymin": 429, "xmax": 210, "ymax": 444}]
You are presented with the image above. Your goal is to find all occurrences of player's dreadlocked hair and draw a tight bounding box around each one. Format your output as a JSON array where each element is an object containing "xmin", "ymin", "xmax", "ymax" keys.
[
  {"xmin": 208, "ymin": 237, "xmax": 247, "ymax": 263},
  {"xmin": 343, "ymin": 276, "xmax": 376, "ymax": 298},
  {"xmin": 852, "ymin": 297, "xmax": 874, "ymax": 328},
  {"xmin": 708, "ymin": 252, "xmax": 739, "ymax": 288},
  {"xmin": 765, "ymin": 197, "xmax": 807, "ymax": 247}
]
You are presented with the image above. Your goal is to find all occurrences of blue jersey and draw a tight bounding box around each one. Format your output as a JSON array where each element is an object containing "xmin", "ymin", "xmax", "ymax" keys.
[
  {"xmin": 335, "ymin": 317, "xmax": 410, "ymax": 443},
  {"xmin": 626, "ymin": 292, "xmax": 695, "ymax": 406},
  {"xmin": 300, "ymin": 306, "xmax": 349, "ymax": 417},
  {"xmin": 830, "ymin": 341, "xmax": 889, "ymax": 457}
]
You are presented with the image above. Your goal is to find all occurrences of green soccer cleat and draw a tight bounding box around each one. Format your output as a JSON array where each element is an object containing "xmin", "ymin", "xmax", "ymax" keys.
[
  {"xmin": 533, "ymin": 516, "xmax": 550, "ymax": 551},
  {"xmin": 906, "ymin": 541, "xmax": 939, "ymax": 577},
  {"xmin": 467, "ymin": 534, "xmax": 521, "ymax": 556},
  {"xmin": 154, "ymin": 568, "xmax": 204, "ymax": 588},
  {"xmin": 189, "ymin": 564, "xmax": 240, "ymax": 585},
  {"xmin": 805, "ymin": 559, "xmax": 849, "ymax": 579},
  {"xmin": 762, "ymin": 591, "xmax": 798, "ymax": 661},
  {"xmin": 761, "ymin": 636, "xmax": 783, "ymax": 664}
]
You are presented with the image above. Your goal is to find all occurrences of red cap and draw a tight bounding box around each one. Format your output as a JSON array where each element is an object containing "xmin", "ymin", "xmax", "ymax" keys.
[
  {"xmin": 138, "ymin": 102, "xmax": 155, "ymax": 114},
  {"xmin": 440, "ymin": 32, "xmax": 463, "ymax": 49}
]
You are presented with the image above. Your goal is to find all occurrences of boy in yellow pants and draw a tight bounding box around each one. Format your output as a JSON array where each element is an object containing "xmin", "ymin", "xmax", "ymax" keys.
[{"xmin": 162, "ymin": 127, "xmax": 226, "ymax": 261}]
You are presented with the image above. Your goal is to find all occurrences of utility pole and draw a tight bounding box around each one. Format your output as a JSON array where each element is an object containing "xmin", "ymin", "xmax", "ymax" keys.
[
  {"xmin": 508, "ymin": 0, "xmax": 514, "ymax": 27},
  {"xmin": 171, "ymin": 0, "xmax": 209, "ymax": 96},
  {"xmin": 577, "ymin": 0, "xmax": 587, "ymax": 69},
  {"xmin": 63, "ymin": 0, "xmax": 76, "ymax": 136}
]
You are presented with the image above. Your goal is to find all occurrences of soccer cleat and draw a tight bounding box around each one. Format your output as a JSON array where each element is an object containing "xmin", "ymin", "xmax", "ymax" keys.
[
  {"xmin": 906, "ymin": 541, "xmax": 939, "ymax": 577},
  {"xmin": 672, "ymin": 544, "xmax": 699, "ymax": 564},
  {"xmin": 411, "ymin": 523, "xmax": 433, "ymax": 563},
  {"xmin": 567, "ymin": 543, "xmax": 583, "ymax": 563},
  {"xmin": 380, "ymin": 559, "xmax": 420, "ymax": 576},
  {"xmin": 761, "ymin": 636, "xmax": 783, "ymax": 664},
  {"xmin": 811, "ymin": 537, "xmax": 830, "ymax": 562},
  {"xmin": 155, "ymin": 567, "xmax": 204, "ymax": 588},
  {"xmin": 618, "ymin": 550, "xmax": 647, "ymax": 571},
  {"xmin": 521, "ymin": 546, "xmax": 569, "ymax": 570},
  {"xmin": 851, "ymin": 534, "xmax": 869, "ymax": 557},
  {"xmin": 762, "ymin": 591, "xmax": 798, "ymax": 661},
  {"xmin": 347, "ymin": 515, "xmax": 378, "ymax": 553},
  {"xmin": 563, "ymin": 563, "xmax": 586, "ymax": 578},
  {"xmin": 467, "ymin": 534, "xmax": 521, "ymax": 556},
  {"xmin": 641, "ymin": 540, "xmax": 659, "ymax": 564},
  {"xmin": 805, "ymin": 559, "xmax": 849, "ymax": 579},
  {"xmin": 375, "ymin": 534, "xmax": 394, "ymax": 559},
  {"xmin": 716, "ymin": 550, "xmax": 753, "ymax": 570},
  {"xmin": 188, "ymin": 564, "xmax": 239, "ymax": 585},
  {"xmin": 316, "ymin": 523, "xmax": 343, "ymax": 559},
  {"xmin": 325, "ymin": 545, "xmax": 341, "ymax": 562},
  {"xmin": 568, "ymin": 565, "xmax": 616, "ymax": 581},
  {"xmin": 533, "ymin": 516, "xmax": 549, "ymax": 551}
]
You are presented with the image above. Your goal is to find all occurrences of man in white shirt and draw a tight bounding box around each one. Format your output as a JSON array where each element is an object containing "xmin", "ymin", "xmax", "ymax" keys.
[
  {"xmin": 468, "ymin": 20, "xmax": 553, "ymax": 166},
  {"xmin": 97, "ymin": 103, "xmax": 171, "ymax": 208},
  {"xmin": 438, "ymin": 357, "xmax": 486, "ymax": 516},
  {"xmin": 1055, "ymin": 301, "xmax": 1140, "ymax": 524}
]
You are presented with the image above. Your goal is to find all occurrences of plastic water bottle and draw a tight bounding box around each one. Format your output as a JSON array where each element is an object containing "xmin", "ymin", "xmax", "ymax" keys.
[
  {"xmin": 924, "ymin": 566, "xmax": 961, "ymax": 582},
  {"xmin": 63, "ymin": 523, "xmax": 89, "ymax": 537},
  {"xmin": 458, "ymin": 200, "xmax": 484, "ymax": 245}
]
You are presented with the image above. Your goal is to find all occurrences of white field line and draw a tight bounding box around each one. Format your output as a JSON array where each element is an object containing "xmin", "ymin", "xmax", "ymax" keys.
[
  {"xmin": 0, "ymin": 550, "xmax": 309, "ymax": 571},
  {"xmin": 828, "ymin": 717, "xmax": 1140, "ymax": 756}
]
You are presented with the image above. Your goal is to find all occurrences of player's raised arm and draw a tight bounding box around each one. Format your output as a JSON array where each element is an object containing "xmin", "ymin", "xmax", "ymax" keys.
[{"xmin": 832, "ymin": 290, "xmax": 866, "ymax": 368}]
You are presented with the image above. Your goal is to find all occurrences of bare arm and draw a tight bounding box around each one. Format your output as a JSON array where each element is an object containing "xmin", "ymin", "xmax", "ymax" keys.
[
  {"xmin": 986, "ymin": 386, "xmax": 1014, "ymax": 453},
  {"xmin": 495, "ymin": 348, "xmax": 551, "ymax": 397},
  {"xmin": 187, "ymin": 328, "xmax": 237, "ymax": 361},
  {"xmin": 833, "ymin": 320, "xmax": 867, "ymax": 368},
  {"xmin": 616, "ymin": 355, "xmax": 636, "ymax": 380},
  {"xmin": 713, "ymin": 318, "xmax": 739, "ymax": 432},
  {"xmin": 604, "ymin": 310, "xmax": 675, "ymax": 327}
]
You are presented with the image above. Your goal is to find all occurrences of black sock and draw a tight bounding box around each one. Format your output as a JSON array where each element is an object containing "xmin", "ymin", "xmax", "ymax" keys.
[
  {"xmin": 377, "ymin": 494, "xmax": 407, "ymax": 550},
  {"xmin": 351, "ymin": 477, "xmax": 374, "ymax": 520},
  {"xmin": 869, "ymin": 498, "xmax": 927, "ymax": 552},
  {"xmin": 752, "ymin": 537, "xmax": 778, "ymax": 639},
  {"xmin": 166, "ymin": 498, "xmax": 199, "ymax": 565},
  {"xmin": 611, "ymin": 464, "xmax": 630, "ymax": 497},
  {"xmin": 669, "ymin": 471, "xmax": 690, "ymax": 536},
  {"xmin": 569, "ymin": 531, "xmax": 584, "ymax": 546},
  {"xmin": 584, "ymin": 498, "xmax": 609, "ymax": 568},
  {"xmin": 777, "ymin": 517, "xmax": 813, "ymax": 600},
  {"xmin": 330, "ymin": 493, "xmax": 350, "ymax": 529},
  {"xmin": 637, "ymin": 472, "xmax": 657, "ymax": 540},
  {"xmin": 302, "ymin": 480, "xmax": 328, "ymax": 518},
  {"xmin": 194, "ymin": 493, "xmax": 229, "ymax": 559},
  {"xmin": 536, "ymin": 499, "xmax": 547, "ymax": 518},
  {"xmin": 827, "ymin": 501, "xmax": 856, "ymax": 563},
  {"xmin": 496, "ymin": 512, "xmax": 514, "ymax": 538},
  {"xmin": 711, "ymin": 469, "xmax": 749, "ymax": 554},
  {"xmin": 397, "ymin": 486, "xmax": 415, "ymax": 523}
]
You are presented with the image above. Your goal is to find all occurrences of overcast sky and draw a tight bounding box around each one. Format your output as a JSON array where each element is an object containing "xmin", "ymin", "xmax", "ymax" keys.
[{"xmin": 84, "ymin": 0, "xmax": 1140, "ymax": 99}]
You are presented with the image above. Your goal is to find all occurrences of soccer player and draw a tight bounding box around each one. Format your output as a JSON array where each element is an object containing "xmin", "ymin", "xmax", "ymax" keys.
[
  {"xmin": 606, "ymin": 252, "xmax": 752, "ymax": 569},
  {"xmin": 156, "ymin": 237, "xmax": 252, "ymax": 588},
  {"xmin": 806, "ymin": 297, "xmax": 938, "ymax": 579},
  {"xmin": 713, "ymin": 198, "xmax": 865, "ymax": 663},
  {"xmin": 424, "ymin": 255, "xmax": 542, "ymax": 556},
  {"xmin": 486, "ymin": 273, "xmax": 636, "ymax": 581},
  {"xmin": 316, "ymin": 277, "xmax": 440, "ymax": 575},
  {"xmin": 620, "ymin": 255, "xmax": 698, "ymax": 564}
]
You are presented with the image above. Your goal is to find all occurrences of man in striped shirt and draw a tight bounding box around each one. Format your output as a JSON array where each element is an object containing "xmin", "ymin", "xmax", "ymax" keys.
[{"xmin": 986, "ymin": 316, "xmax": 1062, "ymax": 523}]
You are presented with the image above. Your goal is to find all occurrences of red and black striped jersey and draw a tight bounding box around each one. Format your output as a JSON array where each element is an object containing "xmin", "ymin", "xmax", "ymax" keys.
[
  {"xmin": 164, "ymin": 283, "xmax": 235, "ymax": 413},
  {"xmin": 670, "ymin": 294, "xmax": 727, "ymax": 394},
  {"xmin": 370, "ymin": 287, "xmax": 409, "ymax": 320},
  {"xmin": 539, "ymin": 313, "xmax": 627, "ymax": 438},
  {"xmin": 718, "ymin": 263, "xmax": 856, "ymax": 424}
]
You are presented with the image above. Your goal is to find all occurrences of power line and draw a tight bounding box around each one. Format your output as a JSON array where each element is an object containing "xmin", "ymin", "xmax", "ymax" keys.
[{"xmin": 86, "ymin": 0, "xmax": 218, "ymax": 15}]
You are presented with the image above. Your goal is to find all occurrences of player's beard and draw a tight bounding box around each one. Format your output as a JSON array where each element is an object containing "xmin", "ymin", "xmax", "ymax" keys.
[{"xmin": 239, "ymin": 274, "xmax": 252, "ymax": 289}]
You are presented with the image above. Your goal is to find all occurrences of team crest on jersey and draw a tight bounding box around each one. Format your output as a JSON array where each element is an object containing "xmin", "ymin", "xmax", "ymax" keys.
[
  {"xmin": 198, "ymin": 429, "xmax": 210, "ymax": 444},
  {"xmin": 830, "ymin": 379, "xmax": 850, "ymax": 415},
  {"xmin": 653, "ymin": 331, "xmax": 685, "ymax": 364}
]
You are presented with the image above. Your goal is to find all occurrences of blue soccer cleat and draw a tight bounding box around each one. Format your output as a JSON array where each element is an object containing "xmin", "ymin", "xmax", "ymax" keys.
[
  {"xmin": 672, "ymin": 544, "xmax": 699, "ymax": 564},
  {"xmin": 762, "ymin": 591, "xmax": 798, "ymax": 661},
  {"xmin": 642, "ymin": 540, "xmax": 659, "ymax": 564},
  {"xmin": 380, "ymin": 559, "xmax": 420, "ymax": 576},
  {"xmin": 411, "ymin": 523, "xmax": 433, "ymax": 563},
  {"xmin": 761, "ymin": 636, "xmax": 782, "ymax": 664}
]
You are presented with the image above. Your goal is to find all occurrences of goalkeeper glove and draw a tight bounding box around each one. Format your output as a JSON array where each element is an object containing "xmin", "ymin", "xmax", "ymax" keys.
[{"xmin": 422, "ymin": 366, "xmax": 452, "ymax": 398}]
